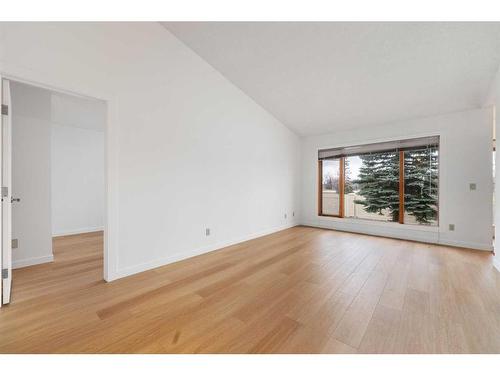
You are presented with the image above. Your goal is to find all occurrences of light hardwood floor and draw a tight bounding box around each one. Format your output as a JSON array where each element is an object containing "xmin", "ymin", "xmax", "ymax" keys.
[{"xmin": 1, "ymin": 226, "xmax": 500, "ymax": 353}]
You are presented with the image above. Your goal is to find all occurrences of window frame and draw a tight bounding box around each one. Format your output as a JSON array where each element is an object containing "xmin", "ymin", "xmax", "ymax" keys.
[
  {"xmin": 317, "ymin": 139, "xmax": 439, "ymax": 226},
  {"xmin": 318, "ymin": 157, "xmax": 345, "ymax": 218}
]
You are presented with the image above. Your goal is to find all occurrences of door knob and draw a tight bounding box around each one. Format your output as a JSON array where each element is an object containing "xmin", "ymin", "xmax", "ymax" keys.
[{"xmin": 11, "ymin": 197, "xmax": 20, "ymax": 203}]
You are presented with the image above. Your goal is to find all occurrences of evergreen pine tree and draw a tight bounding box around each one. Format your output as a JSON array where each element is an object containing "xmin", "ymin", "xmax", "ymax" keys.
[
  {"xmin": 403, "ymin": 147, "xmax": 438, "ymax": 224},
  {"xmin": 354, "ymin": 151, "xmax": 400, "ymax": 222}
]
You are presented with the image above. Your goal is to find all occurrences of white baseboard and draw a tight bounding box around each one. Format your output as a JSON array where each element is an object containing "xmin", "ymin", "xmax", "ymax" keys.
[
  {"xmin": 109, "ymin": 222, "xmax": 298, "ymax": 281},
  {"xmin": 13, "ymin": 254, "xmax": 54, "ymax": 269},
  {"xmin": 494, "ymin": 257, "xmax": 500, "ymax": 273},
  {"xmin": 301, "ymin": 221, "xmax": 493, "ymax": 252},
  {"xmin": 53, "ymin": 226, "xmax": 104, "ymax": 237},
  {"xmin": 438, "ymin": 239, "xmax": 493, "ymax": 252},
  {"xmin": 106, "ymin": 220, "xmax": 491, "ymax": 282}
]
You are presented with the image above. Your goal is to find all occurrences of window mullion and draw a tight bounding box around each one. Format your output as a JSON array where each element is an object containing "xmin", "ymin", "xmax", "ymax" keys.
[
  {"xmin": 318, "ymin": 160, "xmax": 323, "ymax": 216},
  {"xmin": 339, "ymin": 157, "xmax": 345, "ymax": 218},
  {"xmin": 399, "ymin": 150, "xmax": 405, "ymax": 224}
]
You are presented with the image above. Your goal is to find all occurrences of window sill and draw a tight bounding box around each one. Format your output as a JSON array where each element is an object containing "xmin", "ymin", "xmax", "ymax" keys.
[{"xmin": 317, "ymin": 215, "xmax": 439, "ymax": 232}]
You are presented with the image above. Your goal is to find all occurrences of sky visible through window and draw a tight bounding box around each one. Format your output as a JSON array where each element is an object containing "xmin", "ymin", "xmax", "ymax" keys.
[
  {"xmin": 323, "ymin": 156, "xmax": 362, "ymax": 190},
  {"xmin": 322, "ymin": 163, "xmax": 339, "ymax": 179},
  {"xmin": 346, "ymin": 155, "xmax": 362, "ymax": 184}
]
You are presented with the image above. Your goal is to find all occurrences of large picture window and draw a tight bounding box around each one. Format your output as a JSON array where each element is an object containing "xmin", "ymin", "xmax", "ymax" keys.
[{"xmin": 318, "ymin": 136, "xmax": 439, "ymax": 226}]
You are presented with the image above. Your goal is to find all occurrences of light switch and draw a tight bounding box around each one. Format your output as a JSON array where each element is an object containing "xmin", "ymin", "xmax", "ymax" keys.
[{"xmin": 469, "ymin": 183, "xmax": 477, "ymax": 191}]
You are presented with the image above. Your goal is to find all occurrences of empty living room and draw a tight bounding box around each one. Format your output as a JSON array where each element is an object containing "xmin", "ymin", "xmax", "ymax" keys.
[{"xmin": 2, "ymin": 0, "xmax": 500, "ymax": 372}]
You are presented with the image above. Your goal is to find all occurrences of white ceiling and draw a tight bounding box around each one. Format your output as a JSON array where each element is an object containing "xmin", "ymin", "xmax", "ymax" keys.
[{"xmin": 163, "ymin": 22, "xmax": 500, "ymax": 136}]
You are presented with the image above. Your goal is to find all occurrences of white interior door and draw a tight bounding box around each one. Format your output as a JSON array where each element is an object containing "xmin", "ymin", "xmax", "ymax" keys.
[{"xmin": 1, "ymin": 77, "xmax": 12, "ymax": 305}]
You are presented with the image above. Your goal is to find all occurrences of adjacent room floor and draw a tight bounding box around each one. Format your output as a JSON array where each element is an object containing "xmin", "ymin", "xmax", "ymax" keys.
[{"xmin": 1, "ymin": 226, "xmax": 500, "ymax": 353}]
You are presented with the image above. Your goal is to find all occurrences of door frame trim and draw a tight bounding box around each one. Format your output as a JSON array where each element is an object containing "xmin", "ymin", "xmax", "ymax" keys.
[{"xmin": 0, "ymin": 71, "xmax": 117, "ymax": 286}]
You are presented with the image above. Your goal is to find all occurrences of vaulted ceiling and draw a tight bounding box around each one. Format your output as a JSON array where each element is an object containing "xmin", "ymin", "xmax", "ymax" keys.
[{"xmin": 163, "ymin": 22, "xmax": 500, "ymax": 136}]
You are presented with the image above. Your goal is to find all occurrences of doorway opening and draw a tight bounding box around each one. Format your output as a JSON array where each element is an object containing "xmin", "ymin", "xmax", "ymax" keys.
[{"xmin": 1, "ymin": 78, "xmax": 107, "ymax": 305}]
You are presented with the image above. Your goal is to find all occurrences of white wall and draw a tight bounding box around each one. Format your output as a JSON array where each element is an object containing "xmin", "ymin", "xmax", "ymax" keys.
[
  {"xmin": 51, "ymin": 92, "xmax": 106, "ymax": 236},
  {"xmin": 301, "ymin": 108, "xmax": 494, "ymax": 251},
  {"xmin": 10, "ymin": 82, "xmax": 53, "ymax": 268},
  {"xmin": 0, "ymin": 22, "xmax": 301, "ymax": 280},
  {"xmin": 51, "ymin": 124, "xmax": 105, "ymax": 236}
]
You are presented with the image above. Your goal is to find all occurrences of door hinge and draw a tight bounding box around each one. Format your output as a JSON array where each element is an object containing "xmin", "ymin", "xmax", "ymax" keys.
[
  {"xmin": 1, "ymin": 186, "xmax": 8, "ymax": 198},
  {"xmin": 1, "ymin": 104, "xmax": 8, "ymax": 116},
  {"xmin": 2, "ymin": 268, "xmax": 8, "ymax": 279}
]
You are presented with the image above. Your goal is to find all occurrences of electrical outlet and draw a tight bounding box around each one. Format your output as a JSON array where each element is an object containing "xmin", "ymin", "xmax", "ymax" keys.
[
  {"xmin": 469, "ymin": 183, "xmax": 477, "ymax": 191},
  {"xmin": 205, "ymin": 228, "xmax": 210, "ymax": 236},
  {"xmin": 449, "ymin": 224, "xmax": 455, "ymax": 231}
]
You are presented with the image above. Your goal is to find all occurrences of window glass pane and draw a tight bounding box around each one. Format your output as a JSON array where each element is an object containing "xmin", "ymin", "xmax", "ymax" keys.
[
  {"xmin": 344, "ymin": 151, "xmax": 399, "ymax": 222},
  {"xmin": 404, "ymin": 146, "xmax": 439, "ymax": 226},
  {"xmin": 322, "ymin": 159, "xmax": 340, "ymax": 216}
]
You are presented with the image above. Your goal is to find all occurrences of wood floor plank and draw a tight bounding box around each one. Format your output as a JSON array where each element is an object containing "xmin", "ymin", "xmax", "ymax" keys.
[
  {"xmin": 332, "ymin": 244, "xmax": 400, "ymax": 348},
  {"xmin": 358, "ymin": 304, "xmax": 402, "ymax": 353}
]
